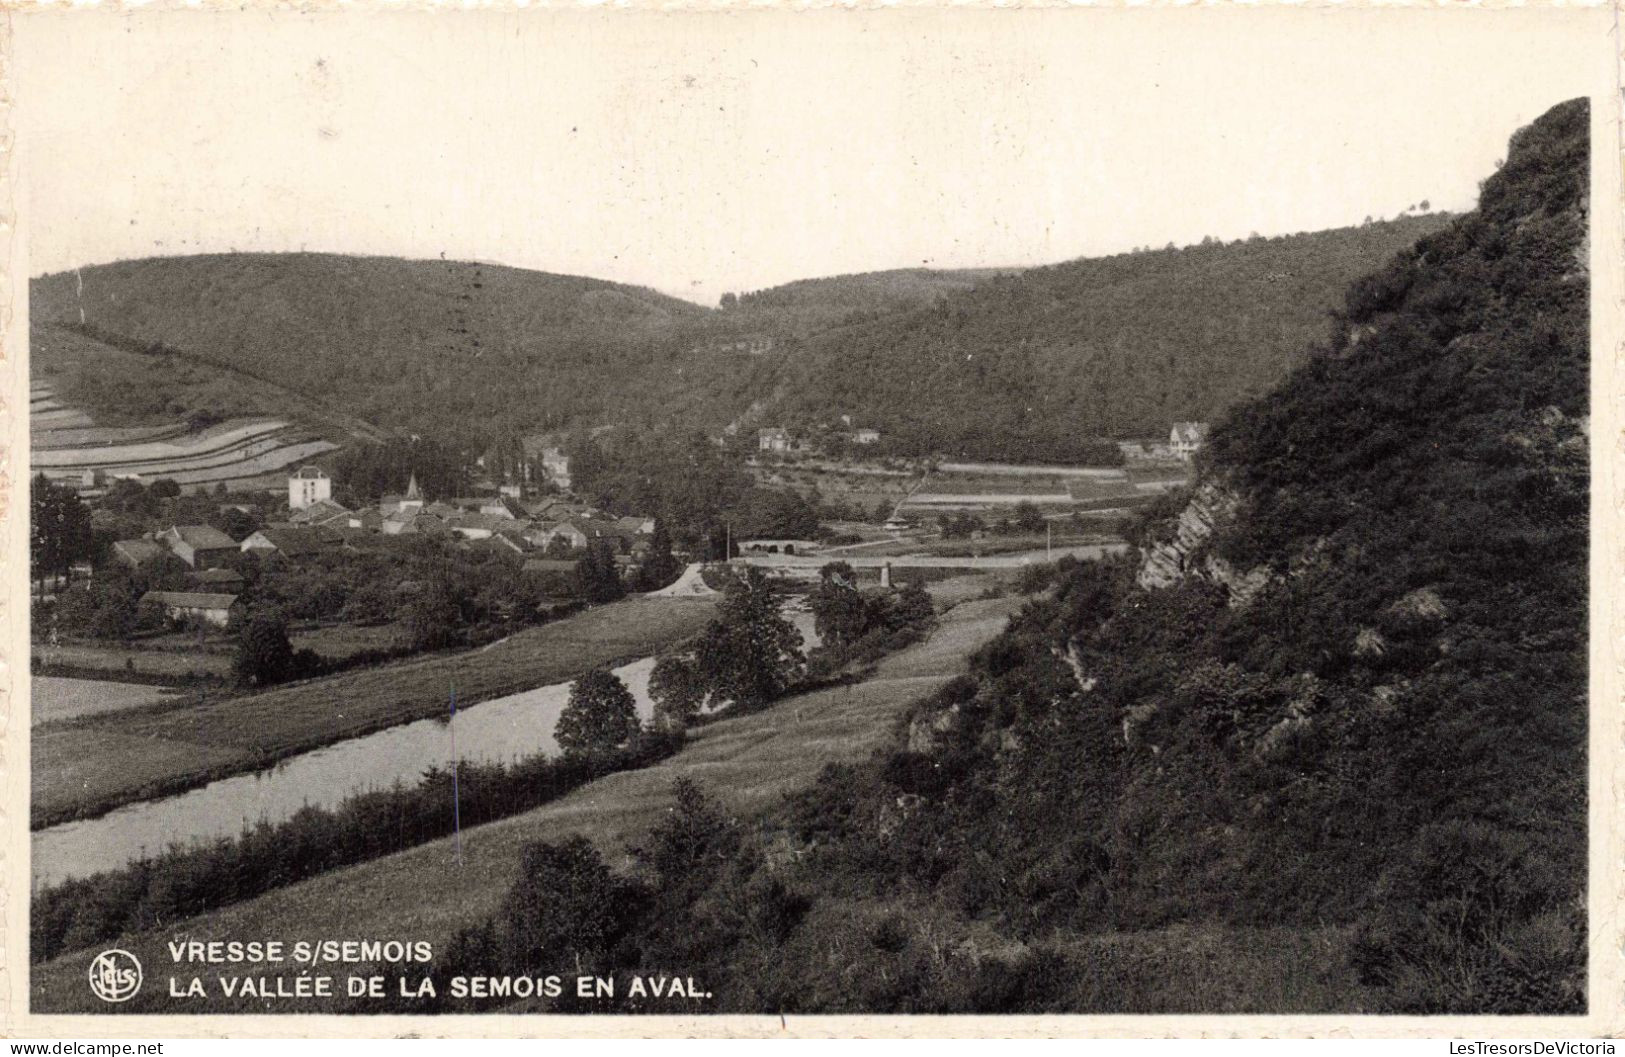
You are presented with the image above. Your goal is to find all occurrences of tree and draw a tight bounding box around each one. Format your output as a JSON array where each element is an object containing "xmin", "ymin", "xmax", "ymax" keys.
[
  {"xmin": 30, "ymin": 474, "xmax": 93, "ymax": 595},
  {"xmin": 637, "ymin": 521, "xmax": 682, "ymax": 591},
  {"xmin": 694, "ymin": 567, "xmax": 804, "ymax": 710},
  {"xmin": 1013, "ymin": 501, "xmax": 1047, "ymax": 535},
  {"xmin": 556, "ymin": 667, "xmax": 639, "ymax": 758},
  {"xmin": 405, "ymin": 573, "xmax": 465, "ymax": 651},
  {"xmin": 232, "ymin": 606, "xmax": 296, "ymax": 687},
  {"xmin": 499, "ymin": 836, "xmax": 645, "ymax": 978},
  {"xmin": 575, "ymin": 538, "xmax": 625, "ymax": 604},
  {"xmin": 648, "ymin": 655, "xmax": 705, "ymax": 731},
  {"xmin": 809, "ymin": 561, "xmax": 870, "ymax": 648}
]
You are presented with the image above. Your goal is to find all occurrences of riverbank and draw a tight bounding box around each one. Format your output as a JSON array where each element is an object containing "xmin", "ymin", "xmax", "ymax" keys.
[
  {"xmin": 30, "ymin": 581, "xmax": 1024, "ymax": 1013},
  {"xmin": 31, "ymin": 596, "xmax": 718, "ymax": 828}
]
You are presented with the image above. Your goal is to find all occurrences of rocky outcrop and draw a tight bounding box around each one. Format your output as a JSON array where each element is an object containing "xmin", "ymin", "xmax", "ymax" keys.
[
  {"xmin": 907, "ymin": 701, "xmax": 959, "ymax": 755},
  {"xmin": 1136, "ymin": 482, "xmax": 1241, "ymax": 590},
  {"xmin": 1136, "ymin": 481, "xmax": 1275, "ymax": 607}
]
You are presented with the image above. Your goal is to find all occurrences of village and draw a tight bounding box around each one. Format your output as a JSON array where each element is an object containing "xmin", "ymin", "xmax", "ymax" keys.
[{"xmin": 34, "ymin": 419, "xmax": 1208, "ymax": 671}]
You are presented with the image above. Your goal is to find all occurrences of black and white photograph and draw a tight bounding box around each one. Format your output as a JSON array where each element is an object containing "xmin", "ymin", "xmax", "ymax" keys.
[{"xmin": 5, "ymin": 5, "xmax": 1616, "ymax": 1035}]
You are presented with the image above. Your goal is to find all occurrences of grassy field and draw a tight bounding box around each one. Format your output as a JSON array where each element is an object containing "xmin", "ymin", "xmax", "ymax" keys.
[
  {"xmin": 289, "ymin": 622, "xmax": 406, "ymax": 661},
  {"xmin": 32, "ymin": 641, "xmax": 233, "ymax": 681},
  {"xmin": 30, "ymin": 677, "xmax": 183, "ymax": 726},
  {"xmin": 29, "ymin": 580, "xmax": 1024, "ymax": 1013},
  {"xmin": 31, "ymin": 596, "xmax": 717, "ymax": 827}
]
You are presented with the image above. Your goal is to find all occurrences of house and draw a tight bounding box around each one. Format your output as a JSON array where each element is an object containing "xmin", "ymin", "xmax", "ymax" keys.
[
  {"xmin": 140, "ymin": 591, "xmax": 240, "ymax": 628},
  {"xmin": 288, "ymin": 498, "xmax": 351, "ymax": 528},
  {"xmin": 112, "ymin": 538, "xmax": 167, "ymax": 568},
  {"xmin": 240, "ymin": 527, "xmax": 335, "ymax": 560},
  {"xmin": 342, "ymin": 508, "xmax": 386, "ymax": 534},
  {"xmin": 1170, "ymin": 422, "xmax": 1211, "ymax": 459},
  {"xmin": 853, "ymin": 429, "xmax": 881, "ymax": 445},
  {"xmin": 157, "ymin": 525, "xmax": 240, "ymax": 569},
  {"xmin": 288, "ymin": 466, "xmax": 332, "ymax": 510},
  {"xmin": 527, "ymin": 520, "xmax": 590, "ymax": 552},
  {"xmin": 758, "ymin": 428, "xmax": 792, "ymax": 454},
  {"xmin": 482, "ymin": 496, "xmax": 526, "ymax": 520},
  {"xmin": 190, "ymin": 567, "xmax": 246, "ymax": 590},
  {"xmin": 475, "ymin": 534, "xmax": 527, "ymax": 558},
  {"xmin": 446, "ymin": 513, "xmax": 510, "ymax": 541},
  {"xmin": 614, "ymin": 516, "xmax": 655, "ymax": 536}
]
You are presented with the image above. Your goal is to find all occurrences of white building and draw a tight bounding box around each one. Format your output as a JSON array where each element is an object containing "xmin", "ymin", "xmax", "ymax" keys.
[
  {"xmin": 1170, "ymin": 422, "xmax": 1211, "ymax": 459},
  {"xmin": 288, "ymin": 466, "xmax": 332, "ymax": 510}
]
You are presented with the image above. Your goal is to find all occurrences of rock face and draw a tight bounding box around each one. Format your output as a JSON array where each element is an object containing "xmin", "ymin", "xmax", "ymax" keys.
[
  {"xmin": 1136, "ymin": 481, "xmax": 1273, "ymax": 606},
  {"xmin": 1136, "ymin": 482, "xmax": 1240, "ymax": 590}
]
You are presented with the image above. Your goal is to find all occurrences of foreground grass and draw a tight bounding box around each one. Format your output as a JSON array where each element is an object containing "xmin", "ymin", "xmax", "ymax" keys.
[
  {"xmin": 31, "ymin": 596, "xmax": 716, "ymax": 827},
  {"xmin": 30, "ymin": 585, "xmax": 1021, "ymax": 1013}
]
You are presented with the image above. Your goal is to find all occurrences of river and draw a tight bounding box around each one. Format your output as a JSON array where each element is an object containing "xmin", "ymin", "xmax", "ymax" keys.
[{"xmin": 32, "ymin": 609, "xmax": 820, "ymax": 890}]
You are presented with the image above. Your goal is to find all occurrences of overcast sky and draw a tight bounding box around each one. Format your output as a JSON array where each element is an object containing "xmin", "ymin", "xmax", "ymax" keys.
[{"xmin": 12, "ymin": 8, "xmax": 1605, "ymax": 306}]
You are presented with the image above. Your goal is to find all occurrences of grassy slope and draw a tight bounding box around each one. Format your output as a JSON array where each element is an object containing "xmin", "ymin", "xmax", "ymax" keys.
[
  {"xmin": 31, "ymin": 596, "xmax": 717, "ymax": 827},
  {"xmin": 29, "ymin": 583, "xmax": 1022, "ymax": 1013}
]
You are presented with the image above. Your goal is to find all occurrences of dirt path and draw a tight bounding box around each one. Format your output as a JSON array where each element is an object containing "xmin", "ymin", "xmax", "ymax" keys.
[{"xmin": 30, "ymin": 588, "xmax": 1024, "ymax": 1014}]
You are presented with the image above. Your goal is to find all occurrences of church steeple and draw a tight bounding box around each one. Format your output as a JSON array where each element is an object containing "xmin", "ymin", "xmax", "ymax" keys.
[{"xmin": 406, "ymin": 473, "xmax": 421, "ymax": 501}]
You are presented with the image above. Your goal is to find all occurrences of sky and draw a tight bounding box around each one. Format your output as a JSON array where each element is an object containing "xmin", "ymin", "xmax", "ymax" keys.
[{"xmin": 11, "ymin": 7, "xmax": 1607, "ymax": 307}]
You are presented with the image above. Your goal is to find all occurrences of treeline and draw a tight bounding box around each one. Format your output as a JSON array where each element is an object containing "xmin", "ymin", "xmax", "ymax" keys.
[
  {"xmin": 568, "ymin": 429, "xmax": 825, "ymax": 554},
  {"xmin": 32, "ymin": 730, "xmax": 686, "ymax": 964},
  {"xmin": 331, "ymin": 439, "xmax": 479, "ymax": 504}
]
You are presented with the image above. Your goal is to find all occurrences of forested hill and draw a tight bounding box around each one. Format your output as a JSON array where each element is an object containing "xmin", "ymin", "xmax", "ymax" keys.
[
  {"xmin": 33, "ymin": 216, "xmax": 1449, "ymax": 460},
  {"xmin": 717, "ymin": 267, "xmax": 1022, "ymax": 337},
  {"xmin": 572, "ymin": 99, "xmax": 1586, "ymax": 1014},
  {"xmin": 29, "ymin": 253, "xmax": 709, "ymax": 439},
  {"xmin": 762, "ymin": 216, "xmax": 1450, "ymax": 461}
]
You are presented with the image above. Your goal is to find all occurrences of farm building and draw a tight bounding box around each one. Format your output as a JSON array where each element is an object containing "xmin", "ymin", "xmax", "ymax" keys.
[
  {"xmin": 157, "ymin": 525, "xmax": 240, "ymax": 569},
  {"xmin": 112, "ymin": 538, "xmax": 167, "ymax": 568},
  {"xmin": 853, "ymin": 428, "xmax": 881, "ymax": 445},
  {"xmin": 1170, "ymin": 422, "xmax": 1211, "ymax": 459},
  {"xmin": 288, "ymin": 466, "xmax": 332, "ymax": 510},
  {"xmin": 758, "ymin": 428, "xmax": 792, "ymax": 454},
  {"xmin": 240, "ymin": 527, "xmax": 337, "ymax": 559},
  {"xmin": 140, "ymin": 591, "xmax": 241, "ymax": 628}
]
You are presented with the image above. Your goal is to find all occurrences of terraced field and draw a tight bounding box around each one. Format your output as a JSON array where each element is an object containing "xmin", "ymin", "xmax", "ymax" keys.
[{"xmin": 30, "ymin": 382, "xmax": 339, "ymax": 493}]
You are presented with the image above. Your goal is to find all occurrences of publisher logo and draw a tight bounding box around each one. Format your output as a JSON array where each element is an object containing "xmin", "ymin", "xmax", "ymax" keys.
[{"xmin": 88, "ymin": 949, "xmax": 142, "ymax": 1003}]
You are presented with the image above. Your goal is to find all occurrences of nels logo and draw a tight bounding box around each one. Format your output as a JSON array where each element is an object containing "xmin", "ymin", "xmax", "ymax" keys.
[{"xmin": 88, "ymin": 949, "xmax": 142, "ymax": 1003}]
